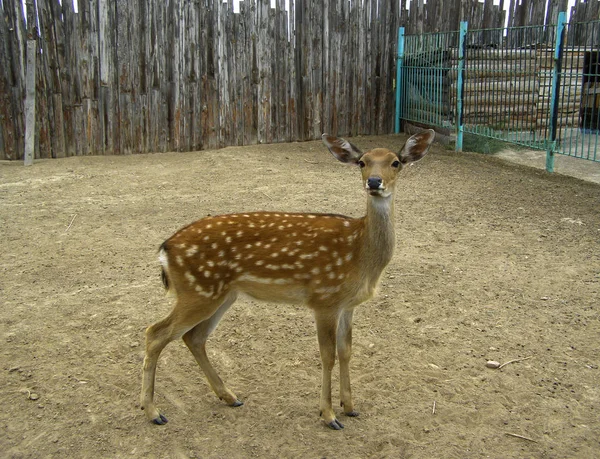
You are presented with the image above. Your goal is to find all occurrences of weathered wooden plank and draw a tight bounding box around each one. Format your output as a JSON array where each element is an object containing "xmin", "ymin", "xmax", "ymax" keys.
[
  {"xmin": 287, "ymin": 0, "xmax": 298, "ymax": 142},
  {"xmin": 237, "ymin": 1, "xmax": 252, "ymax": 145},
  {"xmin": 256, "ymin": 0, "xmax": 271, "ymax": 144},
  {"xmin": 448, "ymin": 68, "xmax": 539, "ymax": 80},
  {"xmin": 0, "ymin": 0, "xmax": 20, "ymax": 160},
  {"xmin": 98, "ymin": 0, "xmax": 118, "ymax": 154},
  {"xmin": 24, "ymin": 39, "xmax": 36, "ymax": 165},
  {"xmin": 0, "ymin": 0, "xmax": 27, "ymax": 160},
  {"xmin": 216, "ymin": 1, "xmax": 231, "ymax": 147},
  {"xmin": 455, "ymin": 79, "xmax": 540, "ymax": 93}
]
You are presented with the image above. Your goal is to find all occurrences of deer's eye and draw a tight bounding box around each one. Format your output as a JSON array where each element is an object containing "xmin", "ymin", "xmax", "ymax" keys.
[
  {"xmin": 391, "ymin": 160, "xmax": 400, "ymax": 168},
  {"xmin": 358, "ymin": 160, "xmax": 366, "ymax": 168}
]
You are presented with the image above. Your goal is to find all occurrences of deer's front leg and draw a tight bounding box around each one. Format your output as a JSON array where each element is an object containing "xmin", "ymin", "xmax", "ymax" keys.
[
  {"xmin": 337, "ymin": 309, "xmax": 359, "ymax": 417},
  {"xmin": 315, "ymin": 311, "xmax": 343, "ymax": 430}
]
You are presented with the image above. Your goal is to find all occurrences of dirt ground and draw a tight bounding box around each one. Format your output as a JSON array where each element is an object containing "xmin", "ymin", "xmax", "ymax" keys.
[{"xmin": 1, "ymin": 134, "xmax": 599, "ymax": 459}]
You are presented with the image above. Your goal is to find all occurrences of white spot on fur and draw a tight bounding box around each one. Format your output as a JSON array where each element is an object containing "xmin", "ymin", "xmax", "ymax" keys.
[
  {"xmin": 186, "ymin": 245, "xmax": 199, "ymax": 257},
  {"xmin": 194, "ymin": 285, "xmax": 213, "ymax": 298},
  {"xmin": 185, "ymin": 271, "xmax": 196, "ymax": 285},
  {"xmin": 238, "ymin": 273, "xmax": 288, "ymax": 285}
]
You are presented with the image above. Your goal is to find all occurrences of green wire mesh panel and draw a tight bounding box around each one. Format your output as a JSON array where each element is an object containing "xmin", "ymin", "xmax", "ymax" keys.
[
  {"xmin": 400, "ymin": 31, "xmax": 460, "ymax": 130},
  {"xmin": 460, "ymin": 24, "xmax": 555, "ymax": 151},
  {"xmin": 556, "ymin": 20, "xmax": 600, "ymax": 162},
  {"xmin": 399, "ymin": 20, "xmax": 600, "ymax": 164}
]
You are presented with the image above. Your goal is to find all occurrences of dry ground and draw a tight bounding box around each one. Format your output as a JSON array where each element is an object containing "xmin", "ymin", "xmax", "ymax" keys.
[{"xmin": 1, "ymin": 135, "xmax": 599, "ymax": 458}]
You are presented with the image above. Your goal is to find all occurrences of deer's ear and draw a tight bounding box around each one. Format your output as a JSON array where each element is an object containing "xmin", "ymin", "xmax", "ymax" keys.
[
  {"xmin": 398, "ymin": 129, "xmax": 435, "ymax": 164},
  {"xmin": 322, "ymin": 134, "xmax": 363, "ymax": 165}
]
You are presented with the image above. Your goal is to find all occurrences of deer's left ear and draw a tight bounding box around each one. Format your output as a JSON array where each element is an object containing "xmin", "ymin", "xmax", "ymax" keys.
[
  {"xmin": 398, "ymin": 129, "xmax": 436, "ymax": 164},
  {"xmin": 322, "ymin": 134, "xmax": 363, "ymax": 165}
]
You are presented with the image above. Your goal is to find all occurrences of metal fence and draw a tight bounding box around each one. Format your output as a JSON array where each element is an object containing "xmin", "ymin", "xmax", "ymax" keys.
[{"xmin": 395, "ymin": 15, "xmax": 600, "ymax": 171}]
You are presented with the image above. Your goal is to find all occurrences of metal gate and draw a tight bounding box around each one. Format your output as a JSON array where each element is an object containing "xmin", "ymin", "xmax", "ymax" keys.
[{"xmin": 395, "ymin": 14, "xmax": 600, "ymax": 171}]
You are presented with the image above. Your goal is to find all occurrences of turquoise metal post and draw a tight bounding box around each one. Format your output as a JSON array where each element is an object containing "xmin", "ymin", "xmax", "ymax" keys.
[
  {"xmin": 456, "ymin": 21, "xmax": 468, "ymax": 152},
  {"xmin": 394, "ymin": 27, "xmax": 405, "ymax": 134},
  {"xmin": 546, "ymin": 12, "xmax": 567, "ymax": 172}
]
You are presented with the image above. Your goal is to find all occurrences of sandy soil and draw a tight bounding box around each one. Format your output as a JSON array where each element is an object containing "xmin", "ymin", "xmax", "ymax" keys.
[{"xmin": 1, "ymin": 135, "xmax": 599, "ymax": 458}]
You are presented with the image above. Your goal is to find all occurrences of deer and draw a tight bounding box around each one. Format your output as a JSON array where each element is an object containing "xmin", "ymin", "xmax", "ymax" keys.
[{"xmin": 140, "ymin": 129, "xmax": 435, "ymax": 430}]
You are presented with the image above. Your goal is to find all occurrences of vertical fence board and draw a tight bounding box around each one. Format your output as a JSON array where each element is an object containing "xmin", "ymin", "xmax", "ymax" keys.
[
  {"xmin": 0, "ymin": 0, "xmax": 18, "ymax": 160},
  {"xmin": 1, "ymin": 0, "xmax": 26, "ymax": 160}
]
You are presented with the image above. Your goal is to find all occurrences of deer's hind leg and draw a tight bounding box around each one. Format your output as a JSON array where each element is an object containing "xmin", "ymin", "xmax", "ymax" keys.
[
  {"xmin": 182, "ymin": 291, "xmax": 242, "ymax": 406},
  {"xmin": 141, "ymin": 294, "xmax": 227, "ymax": 424},
  {"xmin": 337, "ymin": 308, "xmax": 358, "ymax": 417}
]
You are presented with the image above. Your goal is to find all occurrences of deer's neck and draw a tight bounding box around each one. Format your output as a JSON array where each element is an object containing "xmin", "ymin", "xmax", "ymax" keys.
[{"xmin": 359, "ymin": 193, "xmax": 396, "ymax": 278}]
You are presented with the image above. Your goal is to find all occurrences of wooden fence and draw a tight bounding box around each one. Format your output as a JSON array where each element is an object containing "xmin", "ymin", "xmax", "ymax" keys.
[{"xmin": 1, "ymin": 0, "xmax": 598, "ymax": 160}]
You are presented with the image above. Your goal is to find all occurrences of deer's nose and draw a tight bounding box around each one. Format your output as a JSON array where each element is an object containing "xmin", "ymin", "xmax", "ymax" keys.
[{"xmin": 367, "ymin": 177, "xmax": 383, "ymax": 190}]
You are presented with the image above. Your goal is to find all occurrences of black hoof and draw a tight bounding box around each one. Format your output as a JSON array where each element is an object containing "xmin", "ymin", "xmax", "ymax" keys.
[
  {"xmin": 344, "ymin": 410, "xmax": 360, "ymax": 417},
  {"xmin": 152, "ymin": 414, "xmax": 168, "ymax": 425},
  {"xmin": 327, "ymin": 419, "xmax": 344, "ymax": 430},
  {"xmin": 230, "ymin": 399, "xmax": 243, "ymax": 407}
]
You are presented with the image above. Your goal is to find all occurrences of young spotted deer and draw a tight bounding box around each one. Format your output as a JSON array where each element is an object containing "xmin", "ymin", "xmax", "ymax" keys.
[{"xmin": 141, "ymin": 129, "xmax": 435, "ymax": 429}]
